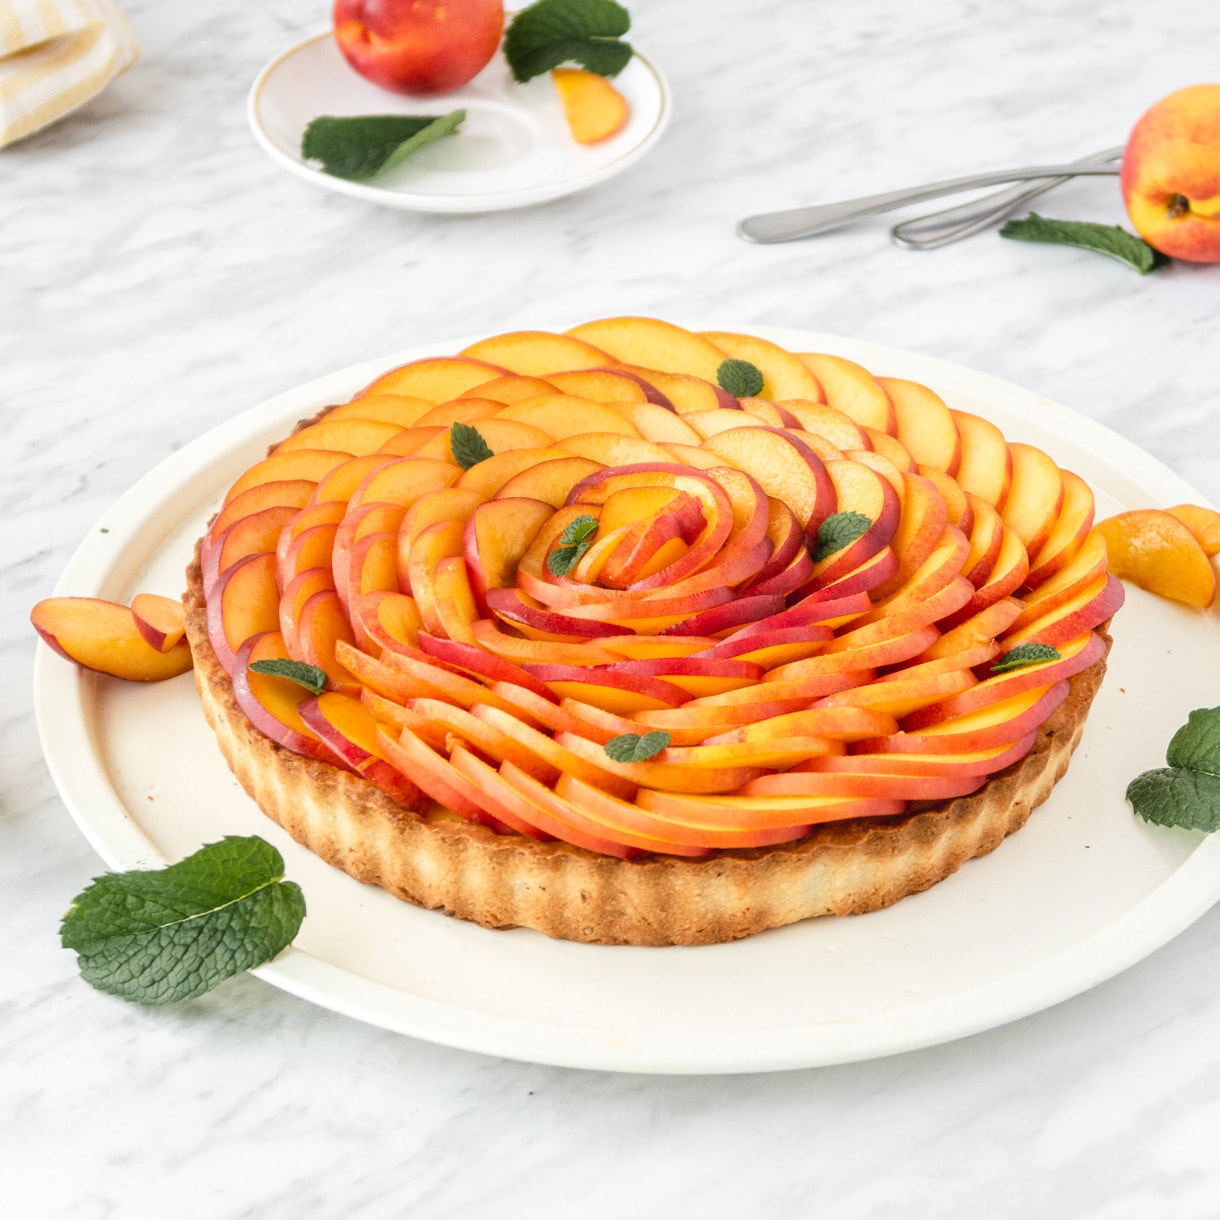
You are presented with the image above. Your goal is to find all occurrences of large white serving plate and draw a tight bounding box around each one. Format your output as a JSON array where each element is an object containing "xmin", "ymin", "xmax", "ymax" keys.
[
  {"xmin": 35, "ymin": 326, "xmax": 1220, "ymax": 1075},
  {"xmin": 248, "ymin": 32, "xmax": 670, "ymax": 212}
]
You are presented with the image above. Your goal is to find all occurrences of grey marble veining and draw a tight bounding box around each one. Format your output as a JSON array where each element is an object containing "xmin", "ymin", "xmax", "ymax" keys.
[{"xmin": 4, "ymin": 0, "xmax": 1220, "ymax": 1216}]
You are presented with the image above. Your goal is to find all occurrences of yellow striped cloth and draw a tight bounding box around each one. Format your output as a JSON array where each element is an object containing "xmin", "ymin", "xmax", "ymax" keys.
[{"xmin": 0, "ymin": 0, "xmax": 138, "ymax": 148}]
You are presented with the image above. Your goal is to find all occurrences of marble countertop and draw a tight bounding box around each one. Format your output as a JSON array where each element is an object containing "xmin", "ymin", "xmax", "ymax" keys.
[{"xmin": 4, "ymin": 0, "xmax": 1219, "ymax": 1215}]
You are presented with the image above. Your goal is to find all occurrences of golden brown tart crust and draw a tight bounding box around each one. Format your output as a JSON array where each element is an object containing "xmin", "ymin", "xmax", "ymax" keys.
[{"xmin": 185, "ymin": 551, "xmax": 1110, "ymax": 946}]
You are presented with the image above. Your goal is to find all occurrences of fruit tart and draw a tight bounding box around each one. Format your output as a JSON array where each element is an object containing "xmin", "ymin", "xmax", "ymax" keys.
[{"xmin": 183, "ymin": 317, "xmax": 1121, "ymax": 945}]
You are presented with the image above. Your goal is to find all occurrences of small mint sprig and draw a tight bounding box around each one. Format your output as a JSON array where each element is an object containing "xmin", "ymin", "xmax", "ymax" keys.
[
  {"xmin": 60, "ymin": 837, "xmax": 306, "ymax": 1005},
  {"xmin": 811, "ymin": 511, "xmax": 873, "ymax": 563},
  {"xmin": 1000, "ymin": 214, "xmax": 1166, "ymax": 275},
  {"xmin": 1128, "ymin": 707, "xmax": 1220, "ymax": 833},
  {"xmin": 716, "ymin": 358, "xmax": 764, "ymax": 398},
  {"xmin": 450, "ymin": 420, "xmax": 494, "ymax": 469},
  {"xmin": 547, "ymin": 514, "xmax": 599, "ymax": 577},
  {"xmin": 301, "ymin": 111, "xmax": 465, "ymax": 182},
  {"xmin": 990, "ymin": 643, "xmax": 1060, "ymax": 674},
  {"xmin": 504, "ymin": 0, "xmax": 634, "ymax": 84},
  {"xmin": 604, "ymin": 730, "xmax": 670, "ymax": 763},
  {"xmin": 249, "ymin": 658, "xmax": 328, "ymax": 695}
]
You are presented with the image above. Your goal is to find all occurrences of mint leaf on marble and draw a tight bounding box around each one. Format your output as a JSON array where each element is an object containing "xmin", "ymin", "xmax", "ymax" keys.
[
  {"xmin": 1128, "ymin": 707, "xmax": 1220, "ymax": 832},
  {"xmin": 999, "ymin": 213, "xmax": 1166, "ymax": 274},
  {"xmin": 60, "ymin": 837, "xmax": 305, "ymax": 1005},
  {"xmin": 301, "ymin": 111, "xmax": 465, "ymax": 181},
  {"xmin": 504, "ymin": 0, "xmax": 634, "ymax": 83}
]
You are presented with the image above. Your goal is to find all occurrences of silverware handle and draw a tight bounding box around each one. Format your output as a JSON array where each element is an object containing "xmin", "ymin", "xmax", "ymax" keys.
[
  {"xmin": 890, "ymin": 146, "xmax": 1126, "ymax": 250},
  {"xmin": 737, "ymin": 162, "xmax": 1122, "ymax": 244}
]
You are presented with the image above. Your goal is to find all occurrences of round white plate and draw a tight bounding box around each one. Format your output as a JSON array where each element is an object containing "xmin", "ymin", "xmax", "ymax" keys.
[
  {"xmin": 247, "ymin": 31, "xmax": 670, "ymax": 212},
  {"xmin": 35, "ymin": 327, "xmax": 1220, "ymax": 1075}
]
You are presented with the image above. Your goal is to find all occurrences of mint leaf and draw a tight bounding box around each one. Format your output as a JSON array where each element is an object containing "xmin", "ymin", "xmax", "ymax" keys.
[
  {"xmin": 504, "ymin": 0, "xmax": 633, "ymax": 83},
  {"xmin": 301, "ymin": 111, "xmax": 465, "ymax": 181},
  {"xmin": 1128, "ymin": 707, "xmax": 1220, "ymax": 832},
  {"xmin": 604, "ymin": 730, "xmax": 670, "ymax": 763},
  {"xmin": 60, "ymin": 837, "xmax": 305, "ymax": 1005},
  {"xmin": 991, "ymin": 643, "xmax": 1061, "ymax": 674},
  {"xmin": 547, "ymin": 514, "xmax": 599, "ymax": 576},
  {"xmin": 249, "ymin": 658, "xmax": 328, "ymax": 695},
  {"xmin": 1165, "ymin": 707, "xmax": 1220, "ymax": 774},
  {"xmin": 811, "ymin": 511, "xmax": 872, "ymax": 563},
  {"xmin": 1000, "ymin": 213, "xmax": 1166, "ymax": 275},
  {"xmin": 716, "ymin": 358, "xmax": 764, "ymax": 398},
  {"xmin": 449, "ymin": 420, "xmax": 494, "ymax": 469},
  {"xmin": 1127, "ymin": 769, "xmax": 1220, "ymax": 832},
  {"xmin": 558, "ymin": 514, "xmax": 600, "ymax": 546}
]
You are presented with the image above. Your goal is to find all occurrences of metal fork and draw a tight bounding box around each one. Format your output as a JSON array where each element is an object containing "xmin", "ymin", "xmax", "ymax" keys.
[
  {"xmin": 737, "ymin": 152, "xmax": 1125, "ymax": 244},
  {"xmin": 888, "ymin": 146, "xmax": 1125, "ymax": 249}
]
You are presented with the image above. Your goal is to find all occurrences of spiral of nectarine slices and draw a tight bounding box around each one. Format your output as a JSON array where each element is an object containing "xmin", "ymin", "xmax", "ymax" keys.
[{"xmin": 201, "ymin": 319, "xmax": 1121, "ymax": 858}]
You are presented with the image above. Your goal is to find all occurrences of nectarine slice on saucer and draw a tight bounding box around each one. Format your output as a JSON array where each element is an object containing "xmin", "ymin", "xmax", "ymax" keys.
[
  {"xmin": 1094, "ymin": 509, "xmax": 1216, "ymax": 607},
  {"xmin": 129, "ymin": 593, "xmax": 187, "ymax": 653},
  {"xmin": 551, "ymin": 67, "xmax": 630, "ymax": 145},
  {"xmin": 459, "ymin": 330, "xmax": 615, "ymax": 376},
  {"xmin": 32, "ymin": 596, "xmax": 193, "ymax": 681},
  {"xmin": 1166, "ymin": 504, "xmax": 1220, "ymax": 556},
  {"xmin": 799, "ymin": 354, "xmax": 896, "ymax": 433},
  {"xmin": 566, "ymin": 317, "xmax": 728, "ymax": 382}
]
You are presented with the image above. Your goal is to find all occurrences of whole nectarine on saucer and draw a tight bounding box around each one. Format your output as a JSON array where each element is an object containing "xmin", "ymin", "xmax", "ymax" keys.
[
  {"xmin": 1120, "ymin": 83, "xmax": 1220, "ymax": 263},
  {"xmin": 333, "ymin": 0, "xmax": 504, "ymax": 97}
]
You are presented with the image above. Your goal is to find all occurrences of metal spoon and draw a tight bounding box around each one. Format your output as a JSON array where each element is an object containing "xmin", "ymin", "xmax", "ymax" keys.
[
  {"xmin": 889, "ymin": 146, "xmax": 1125, "ymax": 250},
  {"xmin": 737, "ymin": 155, "xmax": 1124, "ymax": 244}
]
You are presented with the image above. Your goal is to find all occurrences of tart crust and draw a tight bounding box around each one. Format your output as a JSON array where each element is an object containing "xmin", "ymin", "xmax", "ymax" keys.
[{"xmin": 184, "ymin": 550, "xmax": 1111, "ymax": 947}]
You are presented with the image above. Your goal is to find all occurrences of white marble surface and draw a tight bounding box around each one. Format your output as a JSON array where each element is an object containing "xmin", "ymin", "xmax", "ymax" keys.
[{"xmin": 4, "ymin": 0, "xmax": 1220, "ymax": 1215}]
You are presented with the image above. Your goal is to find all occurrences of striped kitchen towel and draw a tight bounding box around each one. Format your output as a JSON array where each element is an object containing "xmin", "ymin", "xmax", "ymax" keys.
[{"xmin": 1, "ymin": 0, "xmax": 139, "ymax": 148}]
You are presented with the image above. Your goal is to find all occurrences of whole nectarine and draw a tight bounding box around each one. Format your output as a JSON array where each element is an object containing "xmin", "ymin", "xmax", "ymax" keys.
[
  {"xmin": 1120, "ymin": 83, "xmax": 1220, "ymax": 263},
  {"xmin": 333, "ymin": 0, "xmax": 504, "ymax": 97}
]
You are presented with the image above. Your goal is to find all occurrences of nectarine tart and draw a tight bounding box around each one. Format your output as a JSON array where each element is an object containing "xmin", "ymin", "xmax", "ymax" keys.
[{"xmin": 184, "ymin": 317, "xmax": 1121, "ymax": 945}]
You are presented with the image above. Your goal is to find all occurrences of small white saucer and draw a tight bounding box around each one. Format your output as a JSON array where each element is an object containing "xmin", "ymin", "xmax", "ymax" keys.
[{"xmin": 247, "ymin": 31, "xmax": 671, "ymax": 213}]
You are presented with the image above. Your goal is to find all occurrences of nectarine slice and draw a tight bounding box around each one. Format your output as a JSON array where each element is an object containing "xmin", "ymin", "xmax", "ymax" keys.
[
  {"xmin": 1093, "ymin": 509, "xmax": 1216, "ymax": 608},
  {"xmin": 799, "ymin": 354, "xmax": 896, "ymax": 433},
  {"xmin": 129, "ymin": 593, "xmax": 187, "ymax": 653},
  {"xmin": 1166, "ymin": 504, "xmax": 1220, "ymax": 557},
  {"xmin": 458, "ymin": 331, "xmax": 615, "ymax": 376},
  {"xmin": 32, "ymin": 597, "xmax": 193, "ymax": 682},
  {"xmin": 552, "ymin": 68, "xmax": 630, "ymax": 145}
]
